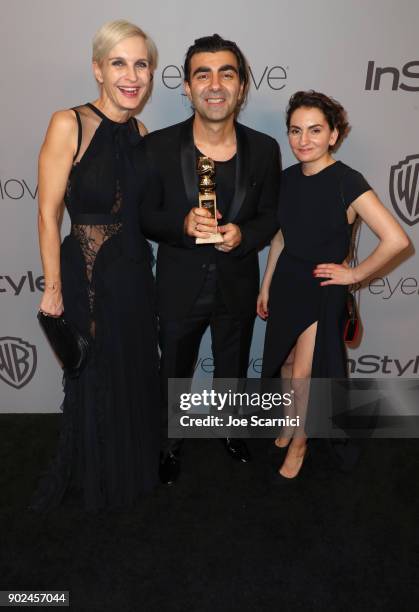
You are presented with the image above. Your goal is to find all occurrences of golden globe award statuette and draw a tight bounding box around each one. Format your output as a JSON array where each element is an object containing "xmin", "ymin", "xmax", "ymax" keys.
[{"xmin": 196, "ymin": 156, "xmax": 223, "ymax": 244}]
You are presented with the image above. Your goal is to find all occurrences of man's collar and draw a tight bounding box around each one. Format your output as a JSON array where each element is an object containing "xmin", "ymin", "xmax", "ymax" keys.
[{"xmin": 180, "ymin": 116, "xmax": 248, "ymax": 222}]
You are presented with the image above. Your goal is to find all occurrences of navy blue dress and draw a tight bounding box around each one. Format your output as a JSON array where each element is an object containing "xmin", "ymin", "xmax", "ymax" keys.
[{"xmin": 262, "ymin": 161, "xmax": 370, "ymax": 379}]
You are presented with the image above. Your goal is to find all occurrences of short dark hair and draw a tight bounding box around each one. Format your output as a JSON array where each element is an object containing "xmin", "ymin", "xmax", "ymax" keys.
[
  {"xmin": 286, "ymin": 90, "xmax": 350, "ymax": 151},
  {"xmin": 183, "ymin": 33, "xmax": 250, "ymax": 110}
]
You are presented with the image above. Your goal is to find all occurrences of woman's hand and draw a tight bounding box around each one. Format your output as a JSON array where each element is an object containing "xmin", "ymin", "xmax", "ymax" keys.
[
  {"xmin": 257, "ymin": 288, "xmax": 269, "ymax": 319},
  {"xmin": 313, "ymin": 261, "xmax": 356, "ymax": 286},
  {"xmin": 39, "ymin": 286, "xmax": 64, "ymax": 317}
]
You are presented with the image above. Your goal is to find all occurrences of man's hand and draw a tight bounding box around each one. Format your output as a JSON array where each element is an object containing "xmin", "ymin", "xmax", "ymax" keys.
[
  {"xmin": 184, "ymin": 207, "xmax": 221, "ymax": 239},
  {"xmin": 215, "ymin": 223, "xmax": 242, "ymax": 252}
]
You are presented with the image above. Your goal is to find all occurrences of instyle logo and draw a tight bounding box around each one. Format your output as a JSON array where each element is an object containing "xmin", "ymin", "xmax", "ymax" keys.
[
  {"xmin": 368, "ymin": 276, "xmax": 419, "ymax": 299},
  {"xmin": 347, "ymin": 355, "xmax": 419, "ymax": 377},
  {"xmin": 0, "ymin": 272, "xmax": 44, "ymax": 295},
  {"xmin": 161, "ymin": 64, "xmax": 288, "ymax": 91},
  {"xmin": 365, "ymin": 60, "xmax": 419, "ymax": 91},
  {"xmin": 389, "ymin": 154, "xmax": 419, "ymax": 226},
  {"xmin": 0, "ymin": 178, "xmax": 38, "ymax": 200},
  {"xmin": 0, "ymin": 337, "xmax": 37, "ymax": 389},
  {"xmin": 199, "ymin": 354, "xmax": 419, "ymax": 377}
]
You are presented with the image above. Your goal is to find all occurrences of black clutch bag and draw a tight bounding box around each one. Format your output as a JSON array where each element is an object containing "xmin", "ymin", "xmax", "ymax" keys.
[{"xmin": 37, "ymin": 311, "xmax": 91, "ymax": 378}]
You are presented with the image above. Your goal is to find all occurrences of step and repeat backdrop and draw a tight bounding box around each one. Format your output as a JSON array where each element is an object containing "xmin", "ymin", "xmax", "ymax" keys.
[{"xmin": 1, "ymin": 0, "xmax": 418, "ymax": 412}]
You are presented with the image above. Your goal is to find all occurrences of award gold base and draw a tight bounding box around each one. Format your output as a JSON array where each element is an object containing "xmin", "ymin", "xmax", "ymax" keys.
[
  {"xmin": 196, "ymin": 234, "xmax": 224, "ymax": 244},
  {"xmin": 196, "ymin": 194, "xmax": 223, "ymax": 244}
]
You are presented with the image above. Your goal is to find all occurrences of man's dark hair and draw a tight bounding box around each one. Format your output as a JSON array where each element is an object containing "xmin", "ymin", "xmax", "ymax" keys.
[{"xmin": 183, "ymin": 33, "xmax": 250, "ymax": 110}]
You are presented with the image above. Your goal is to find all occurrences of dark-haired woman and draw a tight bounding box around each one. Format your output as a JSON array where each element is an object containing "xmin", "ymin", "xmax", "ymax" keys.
[{"xmin": 258, "ymin": 91, "xmax": 409, "ymax": 479}]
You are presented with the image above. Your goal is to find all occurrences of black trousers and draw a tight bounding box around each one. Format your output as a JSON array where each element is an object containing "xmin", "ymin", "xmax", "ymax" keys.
[{"xmin": 159, "ymin": 264, "xmax": 255, "ymax": 455}]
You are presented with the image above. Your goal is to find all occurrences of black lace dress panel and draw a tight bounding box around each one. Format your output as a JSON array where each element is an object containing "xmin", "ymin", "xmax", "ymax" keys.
[{"xmin": 31, "ymin": 103, "xmax": 160, "ymax": 512}]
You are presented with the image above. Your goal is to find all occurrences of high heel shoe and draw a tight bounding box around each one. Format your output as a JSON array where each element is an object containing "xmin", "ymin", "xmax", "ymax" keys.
[
  {"xmin": 274, "ymin": 436, "xmax": 290, "ymax": 449},
  {"xmin": 269, "ymin": 438, "xmax": 289, "ymax": 465},
  {"xmin": 274, "ymin": 446, "xmax": 310, "ymax": 483}
]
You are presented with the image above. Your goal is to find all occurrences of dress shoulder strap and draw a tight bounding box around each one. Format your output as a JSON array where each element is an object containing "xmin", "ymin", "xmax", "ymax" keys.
[
  {"xmin": 71, "ymin": 108, "xmax": 82, "ymax": 161},
  {"xmin": 131, "ymin": 117, "xmax": 140, "ymax": 134}
]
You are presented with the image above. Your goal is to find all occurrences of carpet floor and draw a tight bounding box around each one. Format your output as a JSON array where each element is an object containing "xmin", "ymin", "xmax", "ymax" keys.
[{"xmin": 0, "ymin": 415, "xmax": 418, "ymax": 612}]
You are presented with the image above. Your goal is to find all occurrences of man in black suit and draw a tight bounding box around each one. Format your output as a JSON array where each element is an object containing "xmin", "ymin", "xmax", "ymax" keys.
[{"xmin": 141, "ymin": 34, "xmax": 281, "ymax": 484}]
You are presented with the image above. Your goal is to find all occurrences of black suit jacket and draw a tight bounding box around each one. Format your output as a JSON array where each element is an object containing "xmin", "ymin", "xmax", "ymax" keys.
[{"xmin": 140, "ymin": 116, "xmax": 281, "ymax": 320}]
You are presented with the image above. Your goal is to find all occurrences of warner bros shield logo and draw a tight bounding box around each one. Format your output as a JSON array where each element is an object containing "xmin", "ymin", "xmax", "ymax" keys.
[
  {"xmin": 0, "ymin": 337, "xmax": 37, "ymax": 389},
  {"xmin": 389, "ymin": 154, "xmax": 419, "ymax": 226}
]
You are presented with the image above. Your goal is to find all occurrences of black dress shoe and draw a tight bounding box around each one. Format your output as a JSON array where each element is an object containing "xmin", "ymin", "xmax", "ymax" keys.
[
  {"xmin": 329, "ymin": 439, "xmax": 360, "ymax": 473},
  {"xmin": 159, "ymin": 451, "xmax": 180, "ymax": 485},
  {"xmin": 222, "ymin": 438, "xmax": 251, "ymax": 463}
]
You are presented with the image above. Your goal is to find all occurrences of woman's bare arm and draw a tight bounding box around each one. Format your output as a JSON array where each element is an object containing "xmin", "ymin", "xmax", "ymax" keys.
[
  {"xmin": 314, "ymin": 190, "xmax": 409, "ymax": 285},
  {"xmin": 257, "ymin": 229, "xmax": 284, "ymax": 319},
  {"xmin": 38, "ymin": 110, "xmax": 78, "ymax": 315}
]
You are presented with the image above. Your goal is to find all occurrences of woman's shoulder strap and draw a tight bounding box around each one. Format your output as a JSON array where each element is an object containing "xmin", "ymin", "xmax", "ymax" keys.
[{"xmin": 70, "ymin": 107, "xmax": 82, "ymax": 160}]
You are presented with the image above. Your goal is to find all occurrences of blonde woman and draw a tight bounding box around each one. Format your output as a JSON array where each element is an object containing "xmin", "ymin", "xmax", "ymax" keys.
[{"xmin": 31, "ymin": 21, "xmax": 160, "ymax": 511}]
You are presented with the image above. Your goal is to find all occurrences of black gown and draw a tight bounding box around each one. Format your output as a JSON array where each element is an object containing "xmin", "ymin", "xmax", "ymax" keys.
[
  {"xmin": 262, "ymin": 161, "xmax": 371, "ymax": 380},
  {"xmin": 31, "ymin": 103, "xmax": 160, "ymax": 512}
]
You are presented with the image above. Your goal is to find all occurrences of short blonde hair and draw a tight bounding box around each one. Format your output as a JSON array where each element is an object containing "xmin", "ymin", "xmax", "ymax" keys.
[{"xmin": 92, "ymin": 20, "xmax": 158, "ymax": 70}]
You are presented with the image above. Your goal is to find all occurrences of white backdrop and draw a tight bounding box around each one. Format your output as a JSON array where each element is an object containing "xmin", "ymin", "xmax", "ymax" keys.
[{"xmin": 1, "ymin": 0, "xmax": 418, "ymax": 412}]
